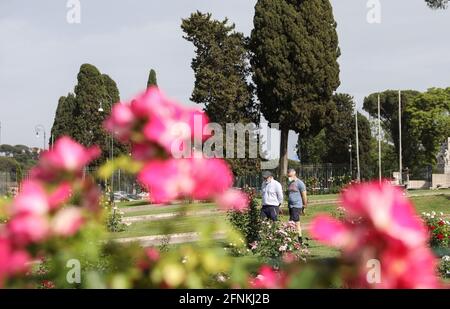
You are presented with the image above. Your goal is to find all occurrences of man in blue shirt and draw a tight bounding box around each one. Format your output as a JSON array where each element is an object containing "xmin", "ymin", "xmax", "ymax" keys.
[
  {"xmin": 287, "ymin": 168, "xmax": 308, "ymax": 244},
  {"xmin": 261, "ymin": 171, "xmax": 283, "ymax": 221}
]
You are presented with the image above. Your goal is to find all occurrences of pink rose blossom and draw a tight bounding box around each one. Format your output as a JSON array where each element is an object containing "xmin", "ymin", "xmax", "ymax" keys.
[
  {"xmin": 138, "ymin": 157, "xmax": 233, "ymax": 204},
  {"xmin": 105, "ymin": 87, "xmax": 209, "ymax": 159},
  {"xmin": 0, "ymin": 237, "xmax": 29, "ymax": 287},
  {"xmin": 47, "ymin": 182, "xmax": 72, "ymax": 210},
  {"xmin": 32, "ymin": 137, "xmax": 100, "ymax": 180},
  {"xmin": 138, "ymin": 159, "xmax": 194, "ymax": 204},
  {"xmin": 250, "ymin": 266, "xmax": 286, "ymax": 289},
  {"xmin": 310, "ymin": 181, "xmax": 441, "ymax": 289},
  {"xmin": 190, "ymin": 157, "xmax": 233, "ymax": 200},
  {"xmin": 7, "ymin": 213, "xmax": 49, "ymax": 245},
  {"xmin": 51, "ymin": 208, "xmax": 84, "ymax": 237},
  {"xmin": 11, "ymin": 181, "xmax": 49, "ymax": 216},
  {"xmin": 216, "ymin": 189, "xmax": 249, "ymax": 212}
]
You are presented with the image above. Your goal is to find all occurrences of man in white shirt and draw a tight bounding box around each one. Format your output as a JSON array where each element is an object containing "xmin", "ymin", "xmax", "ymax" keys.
[{"xmin": 261, "ymin": 171, "xmax": 283, "ymax": 221}]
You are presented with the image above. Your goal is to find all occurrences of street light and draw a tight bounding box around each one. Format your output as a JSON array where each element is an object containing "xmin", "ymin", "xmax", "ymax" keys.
[
  {"xmin": 98, "ymin": 98, "xmax": 114, "ymax": 206},
  {"xmin": 35, "ymin": 125, "xmax": 47, "ymax": 151},
  {"xmin": 348, "ymin": 141, "xmax": 353, "ymax": 179}
]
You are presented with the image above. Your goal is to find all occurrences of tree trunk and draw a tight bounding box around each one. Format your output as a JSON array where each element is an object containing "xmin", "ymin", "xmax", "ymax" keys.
[{"xmin": 279, "ymin": 128, "xmax": 289, "ymax": 188}]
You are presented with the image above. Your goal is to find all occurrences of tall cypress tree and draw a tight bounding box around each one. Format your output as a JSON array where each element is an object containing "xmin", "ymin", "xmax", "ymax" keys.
[
  {"xmin": 251, "ymin": 0, "xmax": 340, "ymax": 182},
  {"xmin": 182, "ymin": 11, "xmax": 260, "ymax": 176},
  {"xmin": 147, "ymin": 69, "xmax": 158, "ymax": 88},
  {"xmin": 50, "ymin": 93, "xmax": 76, "ymax": 142},
  {"xmin": 425, "ymin": 0, "xmax": 448, "ymax": 9},
  {"xmin": 50, "ymin": 64, "xmax": 126, "ymax": 164}
]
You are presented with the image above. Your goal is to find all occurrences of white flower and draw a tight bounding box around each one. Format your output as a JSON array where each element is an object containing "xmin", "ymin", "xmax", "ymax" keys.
[
  {"xmin": 442, "ymin": 256, "xmax": 450, "ymax": 262},
  {"xmin": 431, "ymin": 211, "xmax": 436, "ymax": 216},
  {"xmin": 440, "ymin": 212, "xmax": 444, "ymax": 216},
  {"xmin": 279, "ymin": 245, "xmax": 287, "ymax": 252},
  {"xmin": 217, "ymin": 274, "xmax": 227, "ymax": 283},
  {"xmin": 181, "ymin": 256, "xmax": 188, "ymax": 264}
]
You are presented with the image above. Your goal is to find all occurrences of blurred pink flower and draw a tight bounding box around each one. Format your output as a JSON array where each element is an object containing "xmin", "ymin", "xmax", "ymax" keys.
[
  {"xmin": 47, "ymin": 182, "xmax": 72, "ymax": 210},
  {"xmin": 138, "ymin": 157, "xmax": 233, "ymax": 204},
  {"xmin": 138, "ymin": 159, "xmax": 194, "ymax": 204},
  {"xmin": 32, "ymin": 137, "xmax": 100, "ymax": 180},
  {"xmin": 250, "ymin": 266, "xmax": 286, "ymax": 289},
  {"xmin": 105, "ymin": 87, "xmax": 208, "ymax": 159},
  {"xmin": 216, "ymin": 189, "xmax": 249, "ymax": 212},
  {"xmin": 145, "ymin": 247, "xmax": 160, "ymax": 262},
  {"xmin": 310, "ymin": 181, "xmax": 441, "ymax": 289},
  {"xmin": 340, "ymin": 181, "xmax": 427, "ymax": 248},
  {"xmin": 105, "ymin": 103, "xmax": 135, "ymax": 142},
  {"xmin": 7, "ymin": 213, "xmax": 49, "ymax": 245},
  {"xmin": 189, "ymin": 157, "xmax": 233, "ymax": 200},
  {"xmin": 0, "ymin": 237, "xmax": 29, "ymax": 287},
  {"xmin": 11, "ymin": 181, "xmax": 50, "ymax": 216},
  {"xmin": 51, "ymin": 208, "xmax": 84, "ymax": 237}
]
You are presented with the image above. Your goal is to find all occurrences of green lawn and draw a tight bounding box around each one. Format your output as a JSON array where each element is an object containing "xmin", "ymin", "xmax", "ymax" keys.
[
  {"xmin": 110, "ymin": 213, "xmax": 226, "ymax": 239},
  {"xmin": 112, "ymin": 194, "xmax": 450, "ymax": 259},
  {"xmin": 122, "ymin": 203, "xmax": 217, "ymax": 217}
]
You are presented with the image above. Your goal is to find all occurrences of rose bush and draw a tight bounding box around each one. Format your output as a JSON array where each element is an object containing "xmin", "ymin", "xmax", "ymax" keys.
[
  {"xmin": 311, "ymin": 181, "xmax": 442, "ymax": 288},
  {"xmin": 422, "ymin": 211, "xmax": 450, "ymax": 248},
  {"xmin": 251, "ymin": 220, "xmax": 309, "ymax": 267}
]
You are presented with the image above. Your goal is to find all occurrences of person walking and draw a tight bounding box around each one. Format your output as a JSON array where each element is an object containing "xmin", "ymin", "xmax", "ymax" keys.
[
  {"xmin": 260, "ymin": 171, "xmax": 283, "ymax": 221},
  {"xmin": 287, "ymin": 168, "xmax": 308, "ymax": 244}
]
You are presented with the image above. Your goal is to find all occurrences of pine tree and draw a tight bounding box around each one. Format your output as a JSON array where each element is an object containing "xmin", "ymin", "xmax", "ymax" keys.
[
  {"xmin": 251, "ymin": 0, "xmax": 340, "ymax": 183},
  {"xmin": 182, "ymin": 11, "xmax": 260, "ymax": 176},
  {"xmin": 147, "ymin": 69, "xmax": 158, "ymax": 88}
]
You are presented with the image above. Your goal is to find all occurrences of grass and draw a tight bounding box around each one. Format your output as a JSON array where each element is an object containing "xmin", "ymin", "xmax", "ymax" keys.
[
  {"xmin": 112, "ymin": 194, "xmax": 450, "ymax": 259},
  {"xmin": 110, "ymin": 213, "xmax": 226, "ymax": 239},
  {"xmin": 122, "ymin": 203, "xmax": 216, "ymax": 217}
]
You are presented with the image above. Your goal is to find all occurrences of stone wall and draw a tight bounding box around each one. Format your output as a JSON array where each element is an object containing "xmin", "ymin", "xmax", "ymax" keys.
[{"xmin": 432, "ymin": 174, "xmax": 450, "ymax": 189}]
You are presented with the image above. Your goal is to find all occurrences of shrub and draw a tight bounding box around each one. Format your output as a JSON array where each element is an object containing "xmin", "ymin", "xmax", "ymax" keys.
[
  {"xmin": 107, "ymin": 206, "xmax": 128, "ymax": 232},
  {"xmin": 251, "ymin": 220, "xmax": 308, "ymax": 266},
  {"xmin": 422, "ymin": 212, "xmax": 450, "ymax": 248},
  {"xmin": 227, "ymin": 187, "xmax": 261, "ymax": 247},
  {"xmin": 438, "ymin": 256, "xmax": 450, "ymax": 279}
]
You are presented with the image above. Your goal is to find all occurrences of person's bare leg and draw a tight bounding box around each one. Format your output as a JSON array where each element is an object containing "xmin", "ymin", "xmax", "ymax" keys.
[{"xmin": 296, "ymin": 221, "xmax": 303, "ymax": 244}]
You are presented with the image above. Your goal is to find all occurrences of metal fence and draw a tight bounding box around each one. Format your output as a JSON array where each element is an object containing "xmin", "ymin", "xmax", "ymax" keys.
[{"xmin": 234, "ymin": 163, "xmax": 353, "ymax": 194}]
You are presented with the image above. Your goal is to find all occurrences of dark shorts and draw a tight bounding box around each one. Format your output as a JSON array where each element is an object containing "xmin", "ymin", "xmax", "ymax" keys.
[
  {"xmin": 261, "ymin": 205, "xmax": 279, "ymax": 221},
  {"xmin": 289, "ymin": 207, "xmax": 302, "ymax": 222}
]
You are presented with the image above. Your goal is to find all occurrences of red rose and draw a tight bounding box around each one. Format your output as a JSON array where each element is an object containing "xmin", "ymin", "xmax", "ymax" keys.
[
  {"xmin": 437, "ymin": 234, "xmax": 444, "ymax": 240},
  {"xmin": 428, "ymin": 225, "xmax": 436, "ymax": 231},
  {"xmin": 438, "ymin": 221, "xmax": 444, "ymax": 226}
]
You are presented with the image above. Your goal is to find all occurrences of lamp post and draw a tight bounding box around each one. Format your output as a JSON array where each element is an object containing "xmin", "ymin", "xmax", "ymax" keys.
[
  {"xmin": 348, "ymin": 141, "xmax": 353, "ymax": 179},
  {"xmin": 35, "ymin": 125, "xmax": 47, "ymax": 150},
  {"xmin": 98, "ymin": 97, "xmax": 114, "ymax": 206}
]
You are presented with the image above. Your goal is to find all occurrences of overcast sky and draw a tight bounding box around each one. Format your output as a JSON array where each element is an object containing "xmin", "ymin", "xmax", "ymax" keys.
[{"xmin": 1, "ymin": 0, "xmax": 449, "ymax": 159}]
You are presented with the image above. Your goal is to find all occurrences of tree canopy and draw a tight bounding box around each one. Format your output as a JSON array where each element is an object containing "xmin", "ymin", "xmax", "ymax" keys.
[
  {"xmin": 51, "ymin": 64, "xmax": 128, "ymax": 165},
  {"xmin": 297, "ymin": 94, "xmax": 374, "ymax": 179},
  {"xmin": 147, "ymin": 69, "xmax": 158, "ymax": 88},
  {"xmin": 251, "ymin": 0, "xmax": 340, "ymax": 180},
  {"xmin": 182, "ymin": 11, "xmax": 260, "ymax": 176}
]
